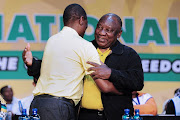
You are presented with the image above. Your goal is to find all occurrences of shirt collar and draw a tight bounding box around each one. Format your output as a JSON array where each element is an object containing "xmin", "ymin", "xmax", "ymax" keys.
[
  {"xmin": 97, "ymin": 47, "xmax": 111, "ymax": 54},
  {"xmin": 92, "ymin": 40, "xmax": 124, "ymax": 55},
  {"xmin": 61, "ymin": 26, "xmax": 79, "ymax": 36}
]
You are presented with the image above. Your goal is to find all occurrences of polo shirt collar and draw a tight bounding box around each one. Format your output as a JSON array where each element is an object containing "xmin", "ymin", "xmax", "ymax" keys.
[
  {"xmin": 61, "ymin": 26, "xmax": 79, "ymax": 36},
  {"xmin": 92, "ymin": 40, "xmax": 124, "ymax": 55}
]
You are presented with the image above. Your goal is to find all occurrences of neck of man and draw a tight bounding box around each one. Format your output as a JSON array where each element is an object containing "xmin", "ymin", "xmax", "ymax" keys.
[
  {"xmin": 65, "ymin": 21, "xmax": 80, "ymax": 35},
  {"xmin": 98, "ymin": 47, "xmax": 110, "ymax": 53},
  {"xmin": 6, "ymin": 100, "xmax": 12, "ymax": 104}
]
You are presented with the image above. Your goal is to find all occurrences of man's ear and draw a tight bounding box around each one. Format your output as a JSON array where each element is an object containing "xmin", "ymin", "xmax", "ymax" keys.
[
  {"xmin": 117, "ymin": 30, "xmax": 122, "ymax": 38},
  {"xmin": 79, "ymin": 16, "xmax": 84, "ymax": 26}
]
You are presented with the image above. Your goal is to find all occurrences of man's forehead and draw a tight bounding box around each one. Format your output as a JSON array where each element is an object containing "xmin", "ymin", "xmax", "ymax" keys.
[
  {"xmin": 4, "ymin": 87, "xmax": 12, "ymax": 91},
  {"xmin": 100, "ymin": 15, "xmax": 118, "ymax": 22},
  {"xmin": 98, "ymin": 17, "xmax": 118, "ymax": 28}
]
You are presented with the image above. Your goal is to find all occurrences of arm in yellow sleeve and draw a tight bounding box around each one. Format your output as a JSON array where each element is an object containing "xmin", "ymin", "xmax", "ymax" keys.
[{"xmin": 133, "ymin": 97, "xmax": 157, "ymax": 116}]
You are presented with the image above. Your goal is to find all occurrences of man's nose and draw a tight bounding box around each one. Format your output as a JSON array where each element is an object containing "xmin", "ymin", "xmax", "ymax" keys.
[{"xmin": 99, "ymin": 29, "xmax": 106, "ymax": 35}]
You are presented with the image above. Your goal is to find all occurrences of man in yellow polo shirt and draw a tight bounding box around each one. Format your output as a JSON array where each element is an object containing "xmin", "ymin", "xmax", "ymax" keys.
[{"xmin": 79, "ymin": 13, "xmax": 144, "ymax": 120}]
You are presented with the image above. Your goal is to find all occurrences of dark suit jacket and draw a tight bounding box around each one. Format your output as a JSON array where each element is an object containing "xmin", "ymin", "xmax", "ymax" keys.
[{"xmin": 92, "ymin": 40, "xmax": 144, "ymax": 120}]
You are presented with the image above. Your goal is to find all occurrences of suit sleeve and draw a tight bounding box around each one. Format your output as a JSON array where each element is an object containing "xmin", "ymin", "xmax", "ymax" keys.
[
  {"xmin": 27, "ymin": 58, "xmax": 42, "ymax": 79},
  {"xmin": 109, "ymin": 49, "xmax": 144, "ymax": 92}
]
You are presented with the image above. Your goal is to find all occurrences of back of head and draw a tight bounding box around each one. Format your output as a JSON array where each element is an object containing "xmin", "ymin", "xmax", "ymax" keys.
[
  {"xmin": 63, "ymin": 3, "xmax": 87, "ymax": 26},
  {"xmin": 0, "ymin": 86, "xmax": 9, "ymax": 95}
]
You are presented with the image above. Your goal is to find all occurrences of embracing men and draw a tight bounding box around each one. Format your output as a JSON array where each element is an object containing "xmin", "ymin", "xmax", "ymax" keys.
[{"xmin": 22, "ymin": 3, "xmax": 144, "ymax": 120}]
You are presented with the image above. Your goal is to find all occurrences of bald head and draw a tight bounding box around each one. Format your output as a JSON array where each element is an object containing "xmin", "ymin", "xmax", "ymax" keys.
[
  {"xmin": 99, "ymin": 13, "xmax": 122, "ymax": 34},
  {"xmin": 95, "ymin": 13, "xmax": 123, "ymax": 49}
]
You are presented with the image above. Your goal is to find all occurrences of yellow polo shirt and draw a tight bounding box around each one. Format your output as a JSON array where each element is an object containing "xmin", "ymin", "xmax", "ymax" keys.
[
  {"xmin": 81, "ymin": 48, "xmax": 111, "ymax": 109},
  {"xmin": 33, "ymin": 27, "xmax": 100, "ymax": 105}
]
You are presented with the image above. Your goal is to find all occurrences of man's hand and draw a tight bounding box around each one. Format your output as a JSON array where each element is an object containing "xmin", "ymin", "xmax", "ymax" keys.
[
  {"xmin": 22, "ymin": 43, "xmax": 33, "ymax": 66},
  {"xmin": 87, "ymin": 61, "xmax": 111, "ymax": 80}
]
